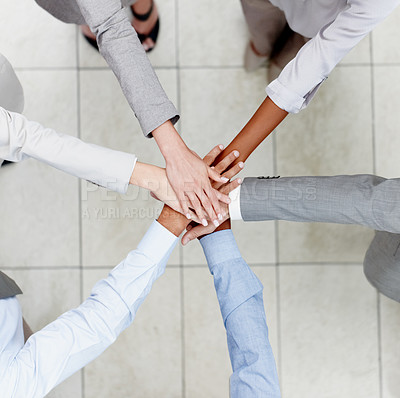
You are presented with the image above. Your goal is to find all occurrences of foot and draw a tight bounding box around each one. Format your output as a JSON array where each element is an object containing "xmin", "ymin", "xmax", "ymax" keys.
[
  {"xmin": 131, "ymin": 0, "xmax": 159, "ymax": 52},
  {"xmin": 244, "ymin": 41, "xmax": 269, "ymax": 72},
  {"xmin": 81, "ymin": 25, "xmax": 96, "ymax": 41}
]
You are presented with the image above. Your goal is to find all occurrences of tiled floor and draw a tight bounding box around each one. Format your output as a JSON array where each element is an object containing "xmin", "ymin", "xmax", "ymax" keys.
[{"xmin": 1, "ymin": 1, "xmax": 400, "ymax": 397}]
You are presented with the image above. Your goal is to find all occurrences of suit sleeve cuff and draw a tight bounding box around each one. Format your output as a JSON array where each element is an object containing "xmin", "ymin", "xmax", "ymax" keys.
[
  {"xmin": 229, "ymin": 185, "xmax": 242, "ymax": 221},
  {"xmin": 137, "ymin": 220, "xmax": 179, "ymax": 264}
]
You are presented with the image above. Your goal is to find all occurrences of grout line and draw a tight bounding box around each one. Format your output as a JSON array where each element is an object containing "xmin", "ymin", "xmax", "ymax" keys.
[
  {"xmin": 370, "ymin": 33, "xmax": 383, "ymax": 398},
  {"xmin": 174, "ymin": 1, "xmax": 186, "ymax": 396},
  {"xmin": 0, "ymin": 261, "xmax": 366, "ymax": 270},
  {"xmin": 75, "ymin": 25, "xmax": 85, "ymax": 398}
]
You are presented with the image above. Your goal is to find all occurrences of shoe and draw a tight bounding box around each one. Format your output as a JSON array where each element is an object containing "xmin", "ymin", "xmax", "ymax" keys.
[
  {"xmin": 132, "ymin": 0, "xmax": 160, "ymax": 53},
  {"xmin": 244, "ymin": 41, "xmax": 269, "ymax": 72}
]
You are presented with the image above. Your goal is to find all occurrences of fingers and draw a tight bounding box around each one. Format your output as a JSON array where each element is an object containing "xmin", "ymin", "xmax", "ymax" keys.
[
  {"xmin": 220, "ymin": 177, "xmax": 243, "ymax": 195},
  {"xmin": 216, "ymin": 190, "xmax": 231, "ymax": 205},
  {"xmin": 214, "ymin": 150, "xmax": 240, "ymax": 174},
  {"xmin": 181, "ymin": 223, "xmax": 217, "ymax": 245},
  {"xmin": 186, "ymin": 191, "xmax": 208, "ymax": 226},
  {"xmin": 222, "ymin": 161, "xmax": 244, "ymax": 181},
  {"xmin": 203, "ymin": 144, "xmax": 224, "ymax": 166},
  {"xmin": 203, "ymin": 186, "xmax": 224, "ymax": 224},
  {"xmin": 208, "ymin": 166, "xmax": 229, "ymax": 185},
  {"xmin": 178, "ymin": 191, "xmax": 191, "ymax": 220}
]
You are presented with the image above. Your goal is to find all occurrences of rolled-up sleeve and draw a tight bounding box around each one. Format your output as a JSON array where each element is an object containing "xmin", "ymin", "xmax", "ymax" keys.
[
  {"xmin": 267, "ymin": 0, "xmax": 400, "ymax": 113},
  {"xmin": 76, "ymin": 0, "xmax": 179, "ymax": 136}
]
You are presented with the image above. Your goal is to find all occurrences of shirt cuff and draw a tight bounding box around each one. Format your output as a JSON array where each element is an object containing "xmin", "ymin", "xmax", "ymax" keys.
[
  {"xmin": 199, "ymin": 230, "xmax": 242, "ymax": 268},
  {"xmin": 266, "ymin": 79, "xmax": 305, "ymax": 114},
  {"xmin": 229, "ymin": 186, "xmax": 242, "ymax": 221},
  {"xmin": 137, "ymin": 220, "xmax": 179, "ymax": 264}
]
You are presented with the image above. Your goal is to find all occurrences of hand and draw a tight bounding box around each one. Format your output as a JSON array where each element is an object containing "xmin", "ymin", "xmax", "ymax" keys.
[
  {"xmin": 152, "ymin": 121, "xmax": 231, "ymax": 227},
  {"xmin": 181, "ymin": 178, "xmax": 242, "ymax": 245},
  {"xmin": 181, "ymin": 148, "xmax": 245, "ymax": 245},
  {"xmin": 130, "ymin": 162, "xmax": 201, "ymax": 223}
]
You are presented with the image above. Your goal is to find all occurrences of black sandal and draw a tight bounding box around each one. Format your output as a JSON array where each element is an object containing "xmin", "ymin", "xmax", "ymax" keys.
[{"xmin": 132, "ymin": 0, "xmax": 160, "ymax": 53}]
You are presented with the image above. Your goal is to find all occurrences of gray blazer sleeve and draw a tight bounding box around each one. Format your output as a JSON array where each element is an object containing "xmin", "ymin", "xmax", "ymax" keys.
[
  {"xmin": 76, "ymin": 0, "xmax": 179, "ymax": 137},
  {"xmin": 240, "ymin": 175, "xmax": 400, "ymax": 233}
]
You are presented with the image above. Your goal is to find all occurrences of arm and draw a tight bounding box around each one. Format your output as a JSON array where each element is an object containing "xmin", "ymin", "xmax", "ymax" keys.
[
  {"xmin": 0, "ymin": 220, "xmax": 178, "ymax": 398},
  {"xmin": 75, "ymin": 1, "xmax": 228, "ymax": 222},
  {"xmin": 230, "ymin": 174, "xmax": 400, "ymax": 234},
  {"xmin": 199, "ymin": 230, "xmax": 281, "ymax": 398},
  {"xmin": 267, "ymin": 0, "xmax": 400, "ymax": 113},
  {"xmin": 0, "ymin": 107, "xmax": 136, "ymax": 194}
]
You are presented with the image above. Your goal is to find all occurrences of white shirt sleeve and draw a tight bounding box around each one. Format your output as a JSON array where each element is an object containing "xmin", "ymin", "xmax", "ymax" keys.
[
  {"xmin": 0, "ymin": 106, "xmax": 137, "ymax": 194},
  {"xmin": 229, "ymin": 185, "xmax": 243, "ymax": 221},
  {"xmin": 0, "ymin": 220, "xmax": 178, "ymax": 398},
  {"xmin": 267, "ymin": 0, "xmax": 400, "ymax": 113}
]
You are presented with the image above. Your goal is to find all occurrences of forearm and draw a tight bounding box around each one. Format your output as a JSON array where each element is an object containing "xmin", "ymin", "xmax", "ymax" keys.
[
  {"xmin": 76, "ymin": 0, "xmax": 179, "ymax": 136},
  {"xmin": 238, "ymin": 174, "xmax": 400, "ymax": 233},
  {"xmin": 1, "ymin": 221, "xmax": 177, "ymax": 398},
  {"xmin": 0, "ymin": 108, "xmax": 136, "ymax": 194},
  {"xmin": 200, "ymin": 230, "xmax": 281, "ymax": 397}
]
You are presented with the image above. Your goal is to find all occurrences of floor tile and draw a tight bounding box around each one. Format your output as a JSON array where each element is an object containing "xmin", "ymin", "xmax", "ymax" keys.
[
  {"xmin": 83, "ymin": 268, "xmax": 182, "ymax": 398},
  {"xmin": 78, "ymin": 0, "xmax": 176, "ymax": 68},
  {"xmin": 184, "ymin": 265, "xmax": 279, "ymax": 397},
  {"xmin": 178, "ymin": 0, "xmax": 248, "ymax": 67},
  {"xmin": 80, "ymin": 69, "xmax": 179, "ymax": 266},
  {"xmin": 180, "ymin": 68, "xmax": 275, "ymax": 265},
  {"xmin": 5, "ymin": 268, "xmax": 82, "ymax": 398},
  {"xmin": 374, "ymin": 66, "xmax": 400, "ymax": 177},
  {"xmin": 372, "ymin": 7, "xmax": 400, "ymax": 64},
  {"xmin": 0, "ymin": 70, "xmax": 79, "ymax": 267},
  {"xmin": 0, "ymin": 0, "xmax": 77, "ymax": 68},
  {"xmin": 279, "ymin": 265, "xmax": 379, "ymax": 398},
  {"xmin": 380, "ymin": 294, "xmax": 400, "ymax": 398}
]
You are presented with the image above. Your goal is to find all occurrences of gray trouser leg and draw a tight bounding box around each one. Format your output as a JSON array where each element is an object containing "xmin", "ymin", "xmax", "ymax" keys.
[
  {"xmin": 364, "ymin": 231, "xmax": 400, "ymax": 302},
  {"xmin": 240, "ymin": 0, "xmax": 287, "ymax": 57}
]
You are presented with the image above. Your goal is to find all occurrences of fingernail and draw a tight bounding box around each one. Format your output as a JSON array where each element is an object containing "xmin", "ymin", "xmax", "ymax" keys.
[
  {"xmin": 239, "ymin": 162, "xmax": 244, "ymax": 168},
  {"xmin": 218, "ymin": 214, "xmax": 223, "ymax": 220},
  {"xmin": 182, "ymin": 238, "xmax": 188, "ymax": 246},
  {"xmin": 221, "ymin": 177, "xmax": 229, "ymax": 183},
  {"xmin": 237, "ymin": 178, "xmax": 242, "ymax": 184},
  {"xmin": 202, "ymin": 219, "xmax": 208, "ymax": 227},
  {"xmin": 213, "ymin": 220, "xmax": 219, "ymax": 227},
  {"xmin": 234, "ymin": 150, "xmax": 239, "ymax": 157},
  {"xmin": 227, "ymin": 198, "xmax": 231, "ymax": 204},
  {"xmin": 186, "ymin": 213, "xmax": 191, "ymax": 219},
  {"xmin": 219, "ymin": 144, "xmax": 224, "ymax": 150}
]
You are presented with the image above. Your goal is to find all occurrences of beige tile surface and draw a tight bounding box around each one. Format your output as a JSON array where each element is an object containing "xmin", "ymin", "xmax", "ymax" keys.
[
  {"xmin": 178, "ymin": 0, "xmax": 248, "ymax": 67},
  {"xmin": 83, "ymin": 268, "xmax": 182, "ymax": 398},
  {"xmin": 380, "ymin": 294, "xmax": 400, "ymax": 398},
  {"xmin": 0, "ymin": 0, "xmax": 77, "ymax": 68},
  {"xmin": 340, "ymin": 35, "xmax": 371, "ymax": 65},
  {"xmin": 374, "ymin": 66, "xmax": 400, "ymax": 177},
  {"xmin": 80, "ymin": 69, "xmax": 179, "ymax": 266},
  {"xmin": 0, "ymin": 70, "xmax": 79, "ymax": 267},
  {"xmin": 372, "ymin": 6, "xmax": 400, "ymax": 64},
  {"xmin": 180, "ymin": 68, "xmax": 275, "ymax": 265},
  {"xmin": 184, "ymin": 265, "xmax": 279, "ymax": 397},
  {"xmin": 5, "ymin": 269, "xmax": 82, "ymax": 398},
  {"xmin": 279, "ymin": 265, "xmax": 379, "ymax": 398},
  {"xmin": 78, "ymin": 0, "xmax": 176, "ymax": 68}
]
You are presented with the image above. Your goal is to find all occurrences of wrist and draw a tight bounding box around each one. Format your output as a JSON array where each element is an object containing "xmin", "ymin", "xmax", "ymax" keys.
[
  {"xmin": 157, "ymin": 205, "xmax": 188, "ymax": 237},
  {"xmin": 130, "ymin": 162, "xmax": 164, "ymax": 191},
  {"xmin": 152, "ymin": 121, "xmax": 187, "ymax": 162}
]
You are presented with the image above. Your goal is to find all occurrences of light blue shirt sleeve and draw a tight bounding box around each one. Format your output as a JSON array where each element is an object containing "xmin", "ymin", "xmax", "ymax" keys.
[
  {"xmin": 200, "ymin": 230, "xmax": 281, "ymax": 398},
  {"xmin": 0, "ymin": 220, "xmax": 178, "ymax": 398}
]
